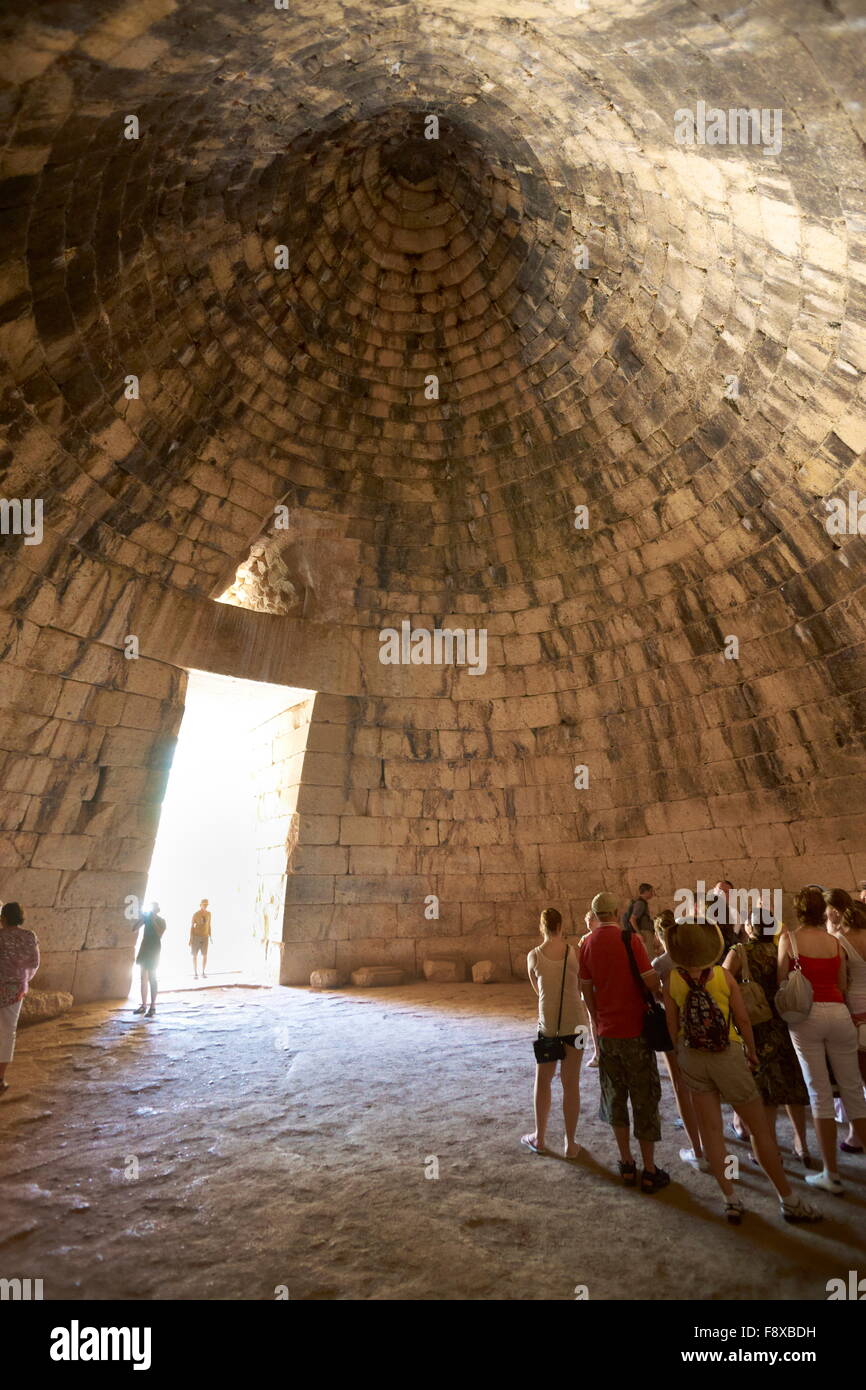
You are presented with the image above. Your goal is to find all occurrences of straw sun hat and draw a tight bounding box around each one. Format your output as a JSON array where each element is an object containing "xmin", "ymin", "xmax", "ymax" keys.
[{"xmin": 664, "ymin": 918, "xmax": 724, "ymax": 971}]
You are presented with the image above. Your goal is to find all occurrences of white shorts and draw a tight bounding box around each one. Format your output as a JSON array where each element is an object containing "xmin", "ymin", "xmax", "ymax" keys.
[{"xmin": 0, "ymin": 999, "xmax": 24, "ymax": 1064}]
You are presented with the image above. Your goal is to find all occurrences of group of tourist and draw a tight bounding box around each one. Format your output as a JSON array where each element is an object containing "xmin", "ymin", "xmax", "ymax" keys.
[
  {"xmin": 3, "ymin": 868, "xmax": 865, "ymax": 1234},
  {"xmin": 131, "ymin": 897, "xmax": 214, "ymax": 1016},
  {"xmin": 523, "ymin": 879, "xmax": 866, "ymax": 1226},
  {"xmin": 0, "ymin": 896, "xmax": 213, "ymax": 1081}
]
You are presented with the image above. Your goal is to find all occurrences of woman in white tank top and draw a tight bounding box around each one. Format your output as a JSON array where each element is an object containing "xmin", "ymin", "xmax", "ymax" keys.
[
  {"xmin": 827, "ymin": 892, "xmax": 866, "ymax": 1152},
  {"xmin": 522, "ymin": 908, "xmax": 588, "ymax": 1160}
]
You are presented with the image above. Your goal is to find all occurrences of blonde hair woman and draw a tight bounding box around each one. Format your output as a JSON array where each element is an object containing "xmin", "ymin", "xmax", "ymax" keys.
[{"xmin": 523, "ymin": 908, "xmax": 587, "ymax": 1159}]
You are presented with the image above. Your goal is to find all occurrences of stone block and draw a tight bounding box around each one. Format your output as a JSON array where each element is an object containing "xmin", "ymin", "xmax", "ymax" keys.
[
  {"xmin": 422, "ymin": 956, "xmax": 465, "ymax": 982},
  {"xmin": 336, "ymin": 938, "xmax": 416, "ymax": 977},
  {"xmin": 0, "ymin": 866, "xmax": 64, "ymax": 905},
  {"xmin": 22, "ymin": 906, "xmax": 89, "ymax": 953},
  {"xmin": 26, "ymin": 949, "xmax": 76, "ymax": 994},
  {"xmin": 472, "ymin": 959, "xmax": 501, "ymax": 983},
  {"xmin": 351, "ymin": 965, "xmax": 406, "ymax": 987},
  {"xmin": 20, "ymin": 988, "xmax": 73, "ymax": 1024},
  {"xmin": 281, "ymin": 942, "xmax": 336, "ymax": 986},
  {"xmin": 309, "ymin": 968, "xmax": 346, "ymax": 989},
  {"xmin": 71, "ymin": 947, "xmax": 133, "ymax": 1002}
]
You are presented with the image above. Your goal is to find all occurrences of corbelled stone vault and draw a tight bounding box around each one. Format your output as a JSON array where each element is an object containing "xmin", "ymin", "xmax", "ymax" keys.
[{"xmin": 1, "ymin": 0, "xmax": 866, "ymax": 998}]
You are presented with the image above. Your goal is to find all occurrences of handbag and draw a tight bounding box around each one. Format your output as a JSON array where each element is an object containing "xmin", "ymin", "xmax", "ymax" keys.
[
  {"xmin": 621, "ymin": 929, "xmax": 674, "ymax": 1052},
  {"xmin": 774, "ymin": 932, "xmax": 813, "ymax": 1025},
  {"xmin": 736, "ymin": 943, "xmax": 773, "ymax": 1026},
  {"xmin": 533, "ymin": 946, "xmax": 570, "ymax": 1063}
]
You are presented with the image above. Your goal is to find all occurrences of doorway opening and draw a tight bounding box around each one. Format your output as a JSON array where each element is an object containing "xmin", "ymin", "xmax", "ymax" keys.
[{"xmin": 133, "ymin": 669, "xmax": 314, "ymax": 993}]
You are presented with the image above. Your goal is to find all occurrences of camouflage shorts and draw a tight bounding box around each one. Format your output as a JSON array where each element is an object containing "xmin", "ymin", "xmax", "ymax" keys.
[{"xmin": 598, "ymin": 1035, "xmax": 662, "ymax": 1141}]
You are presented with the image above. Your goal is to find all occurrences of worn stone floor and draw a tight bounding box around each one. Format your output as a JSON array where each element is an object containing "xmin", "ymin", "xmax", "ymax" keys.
[{"xmin": 1, "ymin": 983, "xmax": 864, "ymax": 1301}]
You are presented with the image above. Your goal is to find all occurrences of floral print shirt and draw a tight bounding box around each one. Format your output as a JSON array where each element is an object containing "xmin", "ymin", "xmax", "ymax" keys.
[{"xmin": 0, "ymin": 926, "xmax": 40, "ymax": 1007}]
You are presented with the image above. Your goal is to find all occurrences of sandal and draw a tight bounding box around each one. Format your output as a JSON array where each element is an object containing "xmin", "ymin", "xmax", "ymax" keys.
[
  {"xmin": 725, "ymin": 1198, "xmax": 745, "ymax": 1225},
  {"xmin": 521, "ymin": 1134, "xmax": 545, "ymax": 1155},
  {"xmin": 840, "ymin": 1141, "xmax": 864, "ymax": 1154},
  {"xmin": 781, "ymin": 1196, "xmax": 823, "ymax": 1224},
  {"xmin": 793, "ymin": 1146, "xmax": 815, "ymax": 1168},
  {"xmin": 641, "ymin": 1166, "xmax": 671, "ymax": 1194},
  {"xmin": 618, "ymin": 1159, "xmax": 637, "ymax": 1186},
  {"xmin": 133, "ymin": 1006, "xmax": 146, "ymax": 1015}
]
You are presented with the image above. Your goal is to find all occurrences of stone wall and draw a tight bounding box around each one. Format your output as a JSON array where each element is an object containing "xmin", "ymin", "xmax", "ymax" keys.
[
  {"xmin": 1, "ymin": 2, "xmax": 866, "ymax": 998},
  {"xmin": 0, "ymin": 619, "xmax": 185, "ymax": 1000},
  {"xmin": 250, "ymin": 692, "xmax": 316, "ymax": 983}
]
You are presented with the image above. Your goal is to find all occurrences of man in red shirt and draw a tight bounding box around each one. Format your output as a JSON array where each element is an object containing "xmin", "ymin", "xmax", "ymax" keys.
[{"xmin": 579, "ymin": 891, "xmax": 669, "ymax": 1192}]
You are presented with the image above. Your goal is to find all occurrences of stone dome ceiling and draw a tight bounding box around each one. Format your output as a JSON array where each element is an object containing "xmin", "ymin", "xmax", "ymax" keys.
[{"xmin": 1, "ymin": 0, "xmax": 866, "ymax": 993}]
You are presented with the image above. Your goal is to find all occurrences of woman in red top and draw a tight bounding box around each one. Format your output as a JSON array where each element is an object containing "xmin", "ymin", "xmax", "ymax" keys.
[{"xmin": 778, "ymin": 886, "xmax": 866, "ymax": 1195}]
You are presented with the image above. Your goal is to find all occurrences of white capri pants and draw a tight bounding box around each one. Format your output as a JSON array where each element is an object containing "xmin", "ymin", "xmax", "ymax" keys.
[
  {"xmin": 789, "ymin": 1002, "xmax": 866, "ymax": 1121},
  {"xmin": 0, "ymin": 999, "xmax": 24, "ymax": 1065}
]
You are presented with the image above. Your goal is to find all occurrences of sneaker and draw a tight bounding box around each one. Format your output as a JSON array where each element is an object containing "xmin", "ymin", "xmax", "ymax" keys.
[
  {"xmin": 781, "ymin": 1196, "xmax": 823, "ymax": 1224},
  {"xmin": 679, "ymin": 1147, "xmax": 710, "ymax": 1173},
  {"xmin": 805, "ymin": 1170, "xmax": 843, "ymax": 1196},
  {"xmin": 724, "ymin": 1197, "xmax": 745, "ymax": 1225},
  {"xmin": 641, "ymin": 1166, "xmax": 671, "ymax": 1194}
]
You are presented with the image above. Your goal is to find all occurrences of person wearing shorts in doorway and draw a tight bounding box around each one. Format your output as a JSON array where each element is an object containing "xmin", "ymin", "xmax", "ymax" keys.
[{"xmin": 190, "ymin": 899, "xmax": 212, "ymax": 979}]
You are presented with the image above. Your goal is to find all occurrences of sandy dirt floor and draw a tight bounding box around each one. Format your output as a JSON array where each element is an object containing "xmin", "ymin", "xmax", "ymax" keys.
[{"xmin": 1, "ymin": 982, "xmax": 864, "ymax": 1301}]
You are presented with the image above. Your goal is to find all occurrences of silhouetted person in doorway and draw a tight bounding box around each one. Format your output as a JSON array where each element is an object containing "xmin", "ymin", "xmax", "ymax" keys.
[
  {"xmin": 190, "ymin": 898, "xmax": 212, "ymax": 979},
  {"xmin": 132, "ymin": 901, "xmax": 165, "ymax": 1018}
]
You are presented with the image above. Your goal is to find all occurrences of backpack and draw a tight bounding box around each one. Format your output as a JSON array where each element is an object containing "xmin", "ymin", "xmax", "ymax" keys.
[
  {"xmin": 678, "ymin": 968, "xmax": 730, "ymax": 1052},
  {"xmin": 622, "ymin": 898, "xmax": 644, "ymax": 933}
]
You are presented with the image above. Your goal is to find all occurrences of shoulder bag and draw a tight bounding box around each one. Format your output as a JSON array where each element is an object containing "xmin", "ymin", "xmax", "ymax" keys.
[
  {"xmin": 533, "ymin": 946, "xmax": 570, "ymax": 1063},
  {"xmin": 735, "ymin": 943, "xmax": 773, "ymax": 1026},
  {"xmin": 621, "ymin": 929, "xmax": 673, "ymax": 1052},
  {"xmin": 774, "ymin": 931, "xmax": 813, "ymax": 1025}
]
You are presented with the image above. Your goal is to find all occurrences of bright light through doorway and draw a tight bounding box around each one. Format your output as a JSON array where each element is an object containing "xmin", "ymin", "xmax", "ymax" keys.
[{"xmin": 137, "ymin": 669, "xmax": 313, "ymax": 992}]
